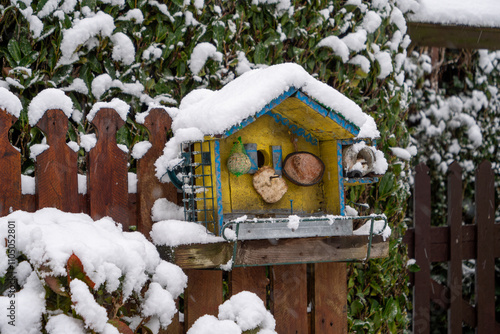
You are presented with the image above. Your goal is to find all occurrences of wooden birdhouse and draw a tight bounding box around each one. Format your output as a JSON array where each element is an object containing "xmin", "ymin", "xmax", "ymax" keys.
[{"xmin": 163, "ymin": 64, "xmax": 387, "ymax": 251}]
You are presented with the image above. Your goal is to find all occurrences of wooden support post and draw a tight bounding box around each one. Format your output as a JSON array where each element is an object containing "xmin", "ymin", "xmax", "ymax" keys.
[
  {"xmin": 271, "ymin": 264, "xmax": 308, "ymax": 334},
  {"xmin": 230, "ymin": 266, "xmax": 269, "ymax": 302},
  {"xmin": 137, "ymin": 108, "xmax": 177, "ymax": 236},
  {"xmin": 413, "ymin": 163, "xmax": 431, "ymax": 334},
  {"xmin": 447, "ymin": 162, "xmax": 462, "ymax": 333},
  {"xmin": 184, "ymin": 270, "xmax": 223, "ymax": 331},
  {"xmin": 475, "ymin": 161, "xmax": 495, "ymax": 332},
  {"xmin": 0, "ymin": 109, "xmax": 21, "ymax": 215},
  {"xmin": 88, "ymin": 108, "xmax": 129, "ymax": 228},
  {"xmin": 35, "ymin": 109, "xmax": 79, "ymax": 212},
  {"xmin": 313, "ymin": 262, "xmax": 347, "ymax": 333}
]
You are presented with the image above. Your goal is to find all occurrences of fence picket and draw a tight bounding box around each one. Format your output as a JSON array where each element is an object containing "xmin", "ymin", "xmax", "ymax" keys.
[
  {"xmin": 413, "ymin": 163, "xmax": 431, "ymax": 334},
  {"xmin": 184, "ymin": 270, "xmax": 223, "ymax": 330},
  {"xmin": 88, "ymin": 108, "xmax": 129, "ymax": 228},
  {"xmin": 313, "ymin": 262, "xmax": 347, "ymax": 334},
  {"xmin": 475, "ymin": 161, "xmax": 495, "ymax": 332},
  {"xmin": 136, "ymin": 108, "xmax": 177, "ymax": 235},
  {"xmin": 35, "ymin": 109, "xmax": 79, "ymax": 212},
  {"xmin": 230, "ymin": 266, "xmax": 269, "ymax": 302},
  {"xmin": 447, "ymin": 162, "xmax": 462, "ymax": 333},
  {"xmin": 0, "ymin": 109, "xmax": 21, "ymax": 215},
  {"xmin": 271, "ymin": 264, "xmax": 308, "ymax": 334}
]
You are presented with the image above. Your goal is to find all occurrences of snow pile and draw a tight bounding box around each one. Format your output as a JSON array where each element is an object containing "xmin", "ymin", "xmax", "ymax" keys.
[
  {"xmin": 87, "ymin": 98, "xmax": 130, "ymax": 122},
  {"xmin": 189, "ymin": 42, "xmax": 223, "ymax": 76},
  {"xmin": 188, "ymin": 291, "xmax": 277, "ymax": 334},
  {"xmin": 28, "ymin": 88, "xmax": 74, "ymax": 126},
  {"xmin": 0, "ymin": 87, "xmax": 22, "ymax": 117},
  {"xmin": 0, "ymin": 208, "xmax": 187, "ymax": 334},
  {"xmin": 131, "ymin": 141, "xmax": 152, "ymax": 159},
  {"xmin": 409, "ymin": 0, "xmax": 500, "ymax": 28},
  {"xmin": 151, "ymin": 220, "xmax": 224, "ymax": 247},
  {"xmin": 151, "ymin": 198, "xmax": 185, "ymax": 222},
  {"xmin": 58, "ymin": 11, "xmax": 115, "ymax": 65}
]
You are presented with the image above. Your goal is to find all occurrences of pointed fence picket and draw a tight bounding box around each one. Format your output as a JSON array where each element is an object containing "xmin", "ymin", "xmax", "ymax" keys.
[{"xmin": 404, "ymin": 161, "xmax": 499, "ymax": 332}]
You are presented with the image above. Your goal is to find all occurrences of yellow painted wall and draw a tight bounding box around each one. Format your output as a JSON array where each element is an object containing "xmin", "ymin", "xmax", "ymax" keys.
[
  {"xmin": 319, "ymin": 140, "xmax": 340, "ymax": 215},
  {"xmin": 218, "ymin": 114, "xmax": 341, "ymax": 216}
]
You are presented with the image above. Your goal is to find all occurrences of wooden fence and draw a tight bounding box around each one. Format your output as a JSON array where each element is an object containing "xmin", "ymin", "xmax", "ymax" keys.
[
  {"xmin": 404, "ymin": 161, "xmax": 498, "ymax": 333},
  {"xmin": 0, "ymin": 106, "xmax": 349, "ymax": 333}
]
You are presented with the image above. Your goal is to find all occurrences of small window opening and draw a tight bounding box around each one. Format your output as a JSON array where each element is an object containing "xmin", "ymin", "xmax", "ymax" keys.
[{"xmin": 257, "ymin": 149, "xmax": 268, "ymax": 168}]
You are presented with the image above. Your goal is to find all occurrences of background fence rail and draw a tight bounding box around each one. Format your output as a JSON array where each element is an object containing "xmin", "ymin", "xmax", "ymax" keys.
[{"xmin": 404, "ymin": 161, "xmax": 499, "ymax": 332}]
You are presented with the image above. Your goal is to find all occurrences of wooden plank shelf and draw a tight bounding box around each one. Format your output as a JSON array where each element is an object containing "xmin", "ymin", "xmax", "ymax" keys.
[{"xmin": 157, "ymin": 235, "xmax": 389, "ymax": 269}]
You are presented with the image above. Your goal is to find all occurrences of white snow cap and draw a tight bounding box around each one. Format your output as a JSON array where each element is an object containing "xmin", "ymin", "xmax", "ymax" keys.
[
  {"xmin": 173, "ymin": 63, "xmax": 379, "ymax": 139},
  {"xmin": 409, "ymin": 0, "xmax": 500, "ymax": 28},
  {"xmin": 0, "ymin": 87, "xmax": 22, "ymax": 117},
  {"xmin": 189, "ymin": 42, "xmax": 223, "ymax": 75},
  {"xmin": 87, "ymin": 98, "xmax": 130, "ymax": 122},
  {"xmin": 28, "ymin": 88, "xmax": 74, "ymax": 126}
]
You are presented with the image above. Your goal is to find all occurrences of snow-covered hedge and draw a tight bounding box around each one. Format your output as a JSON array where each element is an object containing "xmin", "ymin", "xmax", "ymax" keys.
[
  {"xmin": 0, "ymin": 0, "xmax": 417, "ymax": 331},
  {"xmin": 0, "ymin": 208, "xmax": 187, "ymax": 334}
]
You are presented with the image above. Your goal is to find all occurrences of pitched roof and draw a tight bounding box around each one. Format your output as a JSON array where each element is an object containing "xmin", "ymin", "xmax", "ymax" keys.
[{"xmin": 172, "ymin": 63, "xmax": 379, "ymax": 139}]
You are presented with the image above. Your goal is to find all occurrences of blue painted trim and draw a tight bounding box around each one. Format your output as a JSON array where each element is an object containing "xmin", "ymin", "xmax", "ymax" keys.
[
  {"xmin": 295, "ymin": 91, "xmax": 360, "ymax": 136},
  {"xmin": 337, "ymin": 140, "xmax": 346, "ymax": 215},
  {"xmin": 266, "ymin": 111, "xmax": 318, "ymax": 145},
  {"xmin": 344, "ymin": 177, "xmax": 379, "ymax": 185},
  {"xmin": 214, "ymin": 140, "xmax": 224, "ymax": 234},
  {"xmin": 244, "ymin": 143, "xmax": 258, "ymax": 174},
  {"xmin": 224, "ymin": 87, "xmax": 298, "ymax": 137},
  {"xmin": 272, "ymin": 145, "xmax": 282, "ymax": 175}
]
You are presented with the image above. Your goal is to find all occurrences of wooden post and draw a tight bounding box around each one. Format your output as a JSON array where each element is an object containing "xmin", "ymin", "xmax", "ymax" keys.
[
  {"xmin": 271, "ymin": 264, "xmax": 308, "ymax": 334},
  {"xmin": 413, "ymin": 163, "xmax": 431, "ymax": 334},
  {"xmin": 136, "ymin": 108, "xmax": 177, "ymax": 236},
  {"xmin": 475, "ymin": 161, "xmax": 495, "ymax": 332},
  {"xmin": 313, "ymin": 262, "xmax": 347, "ymax": 333},
  {"xmin": 35, "ymin": 109, "xmax": 79, "ymax": 212},
  {"xmin": 88, "ymin": 108, "xmax": 129, "ymax": 228},
  {"xmin": 184, "ymin": 270, "xmax": 223, "ymax": 330},
  {"xmin": 230, "ymin": 266, "xmax": 269, "ymax": 302},
  {"xmin": 0, "ymin": 109, "xmax": 21, "ymax": 215},
  {"xmin": 447, "ymin": 162, "xmax": 462, "ymax": 333}
]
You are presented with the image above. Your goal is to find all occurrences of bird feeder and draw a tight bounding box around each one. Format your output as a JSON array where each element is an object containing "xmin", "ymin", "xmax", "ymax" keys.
[{"xmin": 164, "ymin": 64, "xmax": 388, "ymax": 267}]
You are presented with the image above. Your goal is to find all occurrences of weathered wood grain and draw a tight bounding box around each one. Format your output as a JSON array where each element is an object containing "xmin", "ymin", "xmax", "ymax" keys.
[
  {"xmin": 313, "ymin": 262, "xmax": 347, "ymax": 334},
  {"xmin": 230, "ymin": 266, "xmax": 269, "ymax": 302},
  {"xmin": 136, "ymin": 108, "xmax": 177, "ymax": 236},
  {"xmin": 88, "ymin": 108, "xmax": 129, "ymax": 228},
  {"xmin": 271, "ymin": 264, "xmax": 308, "ymax": 334},
  {"xmin": 35, "ymin": 109, "xmax": 79, "ymax": 212},
  {"xmin": 0, "ymin": 109, "xmax": 20, "ymax": 215}
]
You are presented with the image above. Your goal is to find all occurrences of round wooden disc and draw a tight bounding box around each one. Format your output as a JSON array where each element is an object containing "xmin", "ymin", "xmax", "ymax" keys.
[{"xmin": 282, "ymin": 152, "xmax": 325, "ymax": 186}]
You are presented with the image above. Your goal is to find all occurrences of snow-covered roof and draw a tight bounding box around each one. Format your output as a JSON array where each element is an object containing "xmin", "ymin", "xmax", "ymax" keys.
[
  {"xmin": 172, "ymin": 63, "xmax": 379, "ymax": 139},
  {"xmin": 409, "ymin": 0, "xmax": 500, "ymax": 28}
]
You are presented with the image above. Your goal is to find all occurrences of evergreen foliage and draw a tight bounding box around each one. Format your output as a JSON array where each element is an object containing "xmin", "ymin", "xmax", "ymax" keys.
[{"xmin": 0, "ymin": 0, "xmax": 416, "ymax": 331}]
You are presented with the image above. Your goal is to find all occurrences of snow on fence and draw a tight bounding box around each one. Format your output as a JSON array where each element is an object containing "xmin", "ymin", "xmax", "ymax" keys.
[
  {"xmin": 0, "ymin": 104, "xmax": 350, "ymax": 333},
  {"xmin": 404, "ymin": 161, "xmax": 499, "ymax": 333},
  {"xmin": 0, "ymin": 105, "xmax": 177, "ymax": 234}
]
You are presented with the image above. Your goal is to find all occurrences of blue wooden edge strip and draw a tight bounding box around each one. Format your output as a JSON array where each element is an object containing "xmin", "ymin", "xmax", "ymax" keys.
[
  {"xmin": 337, "ymin": 140, "xmax": 346, "ymax": 215},
  {"xmin": 296, "ymin": 91, "xmax": 360, "ymax": 136},
  {"xmin": 214, "ymin": 140, "xmax": 224, "ymax": 234}
]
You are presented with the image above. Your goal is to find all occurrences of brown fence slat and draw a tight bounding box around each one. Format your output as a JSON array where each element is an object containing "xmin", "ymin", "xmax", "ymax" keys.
[
  {"xmin": 35, "ymin": 109, "xmax": 79, "ymax": 212},
  {"xmin": 313, "ymin": 262, "xmax": 347, "ymax": 333},
  {"xmin": 230, "ymin": 266, "xmax": 269, "ymax": 302},
  {"xmin": 447, "ymin": 162, "xmax": 462, "ymax": 333},
  {"xmin": 137, "ymin": 108, "xmax": 177, "ymax": 235},
  {"xmin": 271, "ymin": 264, "xmax": 308, "ymax": 334},
  {"xmin": 88, "ymin": 108, "xmax": 129, "ymax": 228},
  {"xmin": 0, "ymin": 109, "xmax": 21, "ymax": 215},
  {"xmin": 475, "ymin": 161, "xmax": 495, "ymax": 332},
  {"xmin": 413, "ymin": 163, "xmax": 431, "ymax": 334},
  {"xmin": 184, "ymin": 269, "xmax": 223, "ymax": 331}
]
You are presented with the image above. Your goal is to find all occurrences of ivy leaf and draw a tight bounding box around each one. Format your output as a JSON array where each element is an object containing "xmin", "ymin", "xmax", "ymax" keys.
[
  {"xmin": 66, "ymin": 253, "xmax": 95, "ymax": 289},
  {"xmin": 8, "ymin": 39, "xmax": 22, "ymax": 64},
  {"xmin": 44, "ymin": 276, "xmax": 70, "ymax": 297},
  {"xmin": 108, "ymin": 319, "xmax": 134, "ymax": 334}
]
